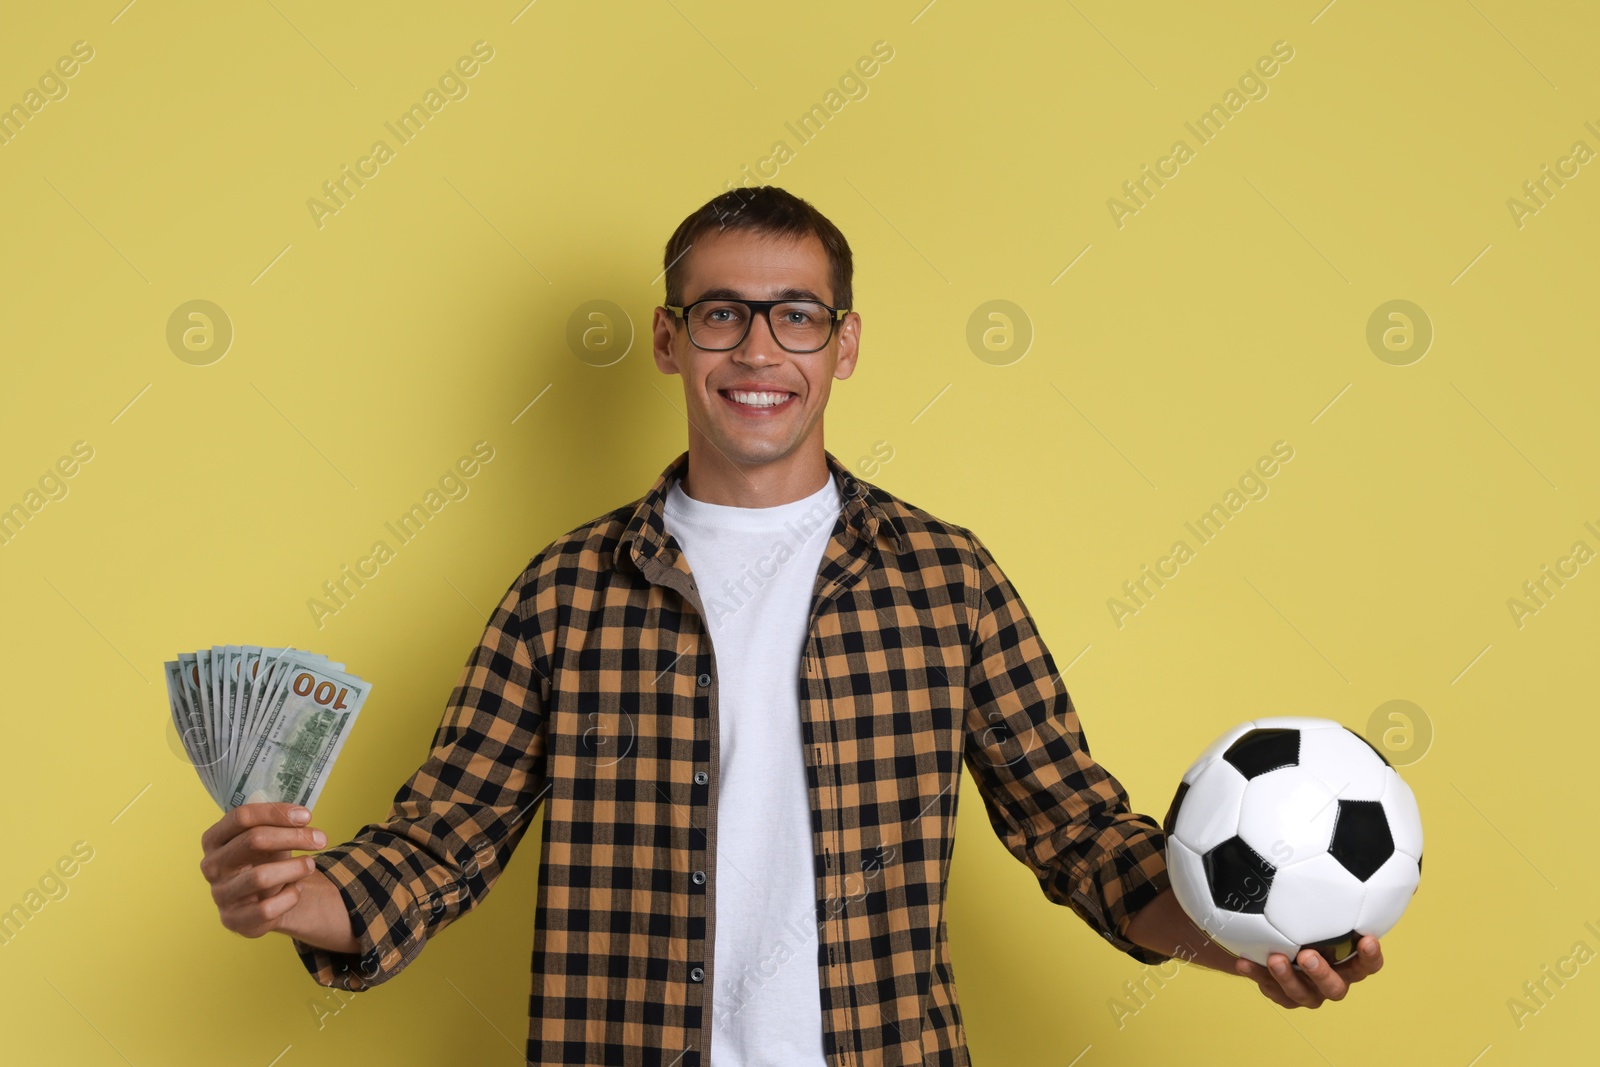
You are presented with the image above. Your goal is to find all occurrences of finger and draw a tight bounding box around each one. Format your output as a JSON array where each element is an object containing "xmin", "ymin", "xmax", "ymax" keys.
[
  {"xmin": 199, "ymin": 801, "xmax": 309, "ymax": 853},
  {"xmin": 1295, "ymin": 950, "xmax": 1348, "ymax": 1000},
  {"xmin": 1351, "ymin": 936, "xmax": 1383, "ymax": 977},
  {"xmin": 216, "ymin": 856, "xmax": 318, "ymax": 910},
  {"xmin": 1241, "ymin": 965, "xmax": 1299, "ymax": 1009},
  {"xmin": 220, "ymin": 881, "xmax": 302, "ymax": 938},
  {"xmin": 200, "ymin": 824, "xmax": 326, "ymax": 883},
  {"xmin": 213, "ymin": 855, "xmax": 318, "ymax": 909},
  {"xmin": 1236, "ymin": 959, "xmax": 1299, "ymax": 1008},
  {"xmin": 1267, "ymin": 953, "xmax": 1324, "ymax": 1008},
  {"xmin": 1237, "ymin": 958, "xmax": 1275, "ymax": 983},
  {"xmin": 1258, "ymin": 980, "xmax": 1299, "ymax": 1009},
  {"xmin": 211, "ymin": 824, "xmax": 326, "ymax": 870},
  {"xmin": 200, "ymin": 802, "xmax": 311, "ymax": 853},
  {"xmin": 1329, "ymin": 936, "xmax": 1384, "ymax": 984}
]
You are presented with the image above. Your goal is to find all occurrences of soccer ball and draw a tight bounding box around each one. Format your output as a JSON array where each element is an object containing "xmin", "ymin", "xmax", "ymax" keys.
[{"xmin": 1162, "ymin": 717, "xmax": 1423, "ymax": 968}]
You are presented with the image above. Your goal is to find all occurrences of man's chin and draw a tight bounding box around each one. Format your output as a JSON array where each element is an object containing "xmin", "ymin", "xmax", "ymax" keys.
[{"xmin": 707, "ymin": 434, "xmax": 796, "ymax": 470}]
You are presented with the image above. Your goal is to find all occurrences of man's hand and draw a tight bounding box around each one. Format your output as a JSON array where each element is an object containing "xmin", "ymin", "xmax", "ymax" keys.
[
  {"xmin": 1233, "ymin": 937, "xmax": 1385, "ymax": 1009},
  {"xmin": 1126, "ymin": 888, "xmax": 1386, "ymax": 1008},
  {"xmin": 199, "ymin": 802, "xmax": 329, "ymax": 939}
]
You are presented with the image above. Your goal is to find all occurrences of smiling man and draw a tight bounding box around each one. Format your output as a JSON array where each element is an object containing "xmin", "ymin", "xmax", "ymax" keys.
[{"xmin": 197, "ymin": 185, "xmax": 1383, "ymax": 1066}]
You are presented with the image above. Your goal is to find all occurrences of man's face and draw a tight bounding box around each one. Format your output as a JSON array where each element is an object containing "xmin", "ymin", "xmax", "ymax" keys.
[{"xmin": 652, "ymin": 228, "xmax": 860, "ymax": 470}]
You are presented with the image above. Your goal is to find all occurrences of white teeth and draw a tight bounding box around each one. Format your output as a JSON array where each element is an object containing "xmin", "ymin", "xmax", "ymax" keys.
[{"xmin": 725, "ymin": 390, "xmax": 792, "ymax": 408}]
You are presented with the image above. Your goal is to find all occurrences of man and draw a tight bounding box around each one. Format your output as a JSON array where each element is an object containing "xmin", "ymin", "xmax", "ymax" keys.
[{"xmin": 198, "ymin": 186, "xmax": 1384, "ymax": 1065}]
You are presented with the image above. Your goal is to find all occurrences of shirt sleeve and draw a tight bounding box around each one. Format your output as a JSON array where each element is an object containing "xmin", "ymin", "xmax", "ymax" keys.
[
  {"xmin": 959, "ymin": 527, "xmax": 1174, "ymax": 966},
  {"xmin": 291, "ymin": 576, "xmax": 551, "ymax": 990}
]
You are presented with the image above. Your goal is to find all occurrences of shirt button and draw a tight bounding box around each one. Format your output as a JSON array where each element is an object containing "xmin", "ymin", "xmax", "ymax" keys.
[
  {"xmin": 697, "ymin": 672, "xmax": 711, "ymax": 688},
  {"xmin": 692, "ymin": 870, "xmax": 706, "ymax": 885},
  {"xmin": 690, "ymin": 966, "xmax": 705, "ymax": 982},
  {"xmin": 693, "ymin": 770, "xmax": 708, "ymax": 785}
]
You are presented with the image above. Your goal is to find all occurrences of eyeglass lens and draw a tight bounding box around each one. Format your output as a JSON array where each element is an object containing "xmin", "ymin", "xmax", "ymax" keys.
[{"xmin": 687, "ymin": 301, "xmax": 833, "ymax": 352}]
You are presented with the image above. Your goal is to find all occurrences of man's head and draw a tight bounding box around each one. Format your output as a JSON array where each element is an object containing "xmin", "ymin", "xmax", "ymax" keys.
[{"xmin": 652, "ymin": 187, "xmax": 860, "ymax": 472}]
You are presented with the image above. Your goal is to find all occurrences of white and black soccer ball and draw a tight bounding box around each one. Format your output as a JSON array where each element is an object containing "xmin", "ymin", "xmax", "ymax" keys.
[{"xmin": 1162, "ymin": 717, "xmax": 1423, "ymax": 967}]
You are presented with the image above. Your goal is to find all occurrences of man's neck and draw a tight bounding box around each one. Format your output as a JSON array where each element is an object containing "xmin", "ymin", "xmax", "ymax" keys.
[{"xmin": 678, "ymin": 440, "xmax": 831, "ymax": 508}]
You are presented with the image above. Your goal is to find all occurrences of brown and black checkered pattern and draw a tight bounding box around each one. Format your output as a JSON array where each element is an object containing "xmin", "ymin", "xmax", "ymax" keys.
[{"xmin": 294, "ymin": 447, "xmax": 1174, "ymax": 1066}]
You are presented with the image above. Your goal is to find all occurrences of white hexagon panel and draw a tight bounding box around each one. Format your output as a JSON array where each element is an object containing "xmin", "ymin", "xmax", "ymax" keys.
[
  {"xmin": 1296, "ymin": 724, "xmax": 1391, "ymax": 802},
  {"xmin": 1264, "ymin": 853, "xmax": 1365, "ymax": 947},
  {"xmin": 1203, "ymin": 909, "xmax": 1299, "ymax": 968},
  {"xmin": 1169, "ymin": 757, "xmax": 1247, "ymax": 854},
  {"xmin": 1355, "ymin": 850, "xmax": 1422, "ymax": 939},
  {"xmin": 1381, "ymin": 767, "xmax": 1424, "ymax": 862},
  {"xmin": 1237, "ymin": 768, "xmax": 1340, "ymax": 869},
  {"xmin": 1164, "ymin": 835, "xmax": 1214, "ymax": 933}
]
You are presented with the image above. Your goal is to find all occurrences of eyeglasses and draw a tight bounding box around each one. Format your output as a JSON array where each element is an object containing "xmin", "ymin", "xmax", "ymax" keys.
[{"xmin": 664, "ymin": 297, "xmax": 850, "ymax": 353}]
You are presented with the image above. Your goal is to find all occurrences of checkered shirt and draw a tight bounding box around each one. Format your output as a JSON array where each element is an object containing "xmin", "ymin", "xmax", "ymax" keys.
[{"xmin": 294, "ymin": 447, "xmax": 1174, "ymax": 1065}]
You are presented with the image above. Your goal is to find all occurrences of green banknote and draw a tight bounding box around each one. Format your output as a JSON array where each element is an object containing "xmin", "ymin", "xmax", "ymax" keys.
[{"xmin": 163, "ymin": 646, "xmax": 370, "ymax": 812}]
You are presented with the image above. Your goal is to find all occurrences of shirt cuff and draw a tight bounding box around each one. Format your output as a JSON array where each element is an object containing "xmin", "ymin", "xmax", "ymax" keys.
[
  {"xmin": 291, "ymin": 843, "xmax": 438, "ymax": 990},
  {"xmin": 1069, "ymin": 824, "xmax": 1175, "ymax": 966}
]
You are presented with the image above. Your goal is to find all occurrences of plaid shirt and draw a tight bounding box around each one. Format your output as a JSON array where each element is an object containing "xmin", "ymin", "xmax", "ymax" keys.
[{"xmin": 295, "ymin": 447, "xmax": 1174, "ymax": 1066}]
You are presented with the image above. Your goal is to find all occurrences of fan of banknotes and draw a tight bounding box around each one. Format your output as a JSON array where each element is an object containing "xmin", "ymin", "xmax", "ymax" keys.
[{"xmin": 163, "ymin": 646, "xmax": 372, "ymax": 812}]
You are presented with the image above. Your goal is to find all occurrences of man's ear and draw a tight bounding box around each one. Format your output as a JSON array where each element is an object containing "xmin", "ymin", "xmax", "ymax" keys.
[
  {"xmin": 652, "ymin": 306, "xmax": 681, "ymax": 373},
  {"xmin": 833, "ymin": 311, "xmax": 862, "ymax": 380}
]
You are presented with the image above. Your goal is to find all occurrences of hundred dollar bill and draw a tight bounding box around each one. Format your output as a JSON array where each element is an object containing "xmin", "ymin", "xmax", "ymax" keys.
[
  {"xmin": 237, "ymin": 648, "xmax": 336, "ymax": 771},
  {"xmin": 237, "ymin": 646, "xmax": 298, "ymax": 785},
  {"xmin": 210, "ymin": 646, "xmax": 228, "ymax": 774},
  {"xmin": 224, "ymin": 644, "xmax": 270, "ymax": 789},
  {"xmin": 193, "ymin": 651, "xmax": 220, "ymax": 795},
  {"xmin": 165, "ymin": 660, "xmax": 216, "ymax": 804},
  {"xmin": 174, "ymin": 653, "xmax": 206, "ymax": 797},
  {"xmin": 178, "ymin": 651, "xmax": 229, "ymax": 804},
  {"xmin": 221, "ymin": 645, "xmax": 241, "ymax": 784},
  {"xmin": 198, "ymin": 652, "xmax": 225, "ymax": 799},
  {"xmin": 226, "ymin": 653, "xmax": 371, "ymax": 811},
  {"xmin": 203, "ymin": 647, "xmax": 219, "ymax": 780}
]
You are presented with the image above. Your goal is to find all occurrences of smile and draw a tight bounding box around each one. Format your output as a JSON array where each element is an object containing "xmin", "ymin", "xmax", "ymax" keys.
[{"xmin": 718, "ymin": 389, "xmax": 797, "ymax": 414}]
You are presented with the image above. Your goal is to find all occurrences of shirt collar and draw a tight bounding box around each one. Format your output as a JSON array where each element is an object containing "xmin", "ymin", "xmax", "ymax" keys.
[{"xmin": 613, "ymin": 448, "xmax": 902, "ymax": 574}]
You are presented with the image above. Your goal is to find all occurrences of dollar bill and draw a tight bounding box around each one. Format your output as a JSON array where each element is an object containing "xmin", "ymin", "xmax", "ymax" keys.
[
  {"xmin": 164, "ymin": 645, "xmax": 369, "ymax": 811},
  {"xmin": 165, "ymin": 660, "xmax": 213, "ymax": 799},
  {"xmin": 226, "ymin": 653, "xmax": 371, "ymax": 811},
  {"xmin": 175, "ymin": 653, "xmax": 211, "ymax": 791}
]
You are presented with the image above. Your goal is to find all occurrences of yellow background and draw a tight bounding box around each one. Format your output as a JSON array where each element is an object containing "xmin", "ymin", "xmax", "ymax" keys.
[{"xmin": 2, "ymin": 1, "xmax": 1595, "ymax": 1063}]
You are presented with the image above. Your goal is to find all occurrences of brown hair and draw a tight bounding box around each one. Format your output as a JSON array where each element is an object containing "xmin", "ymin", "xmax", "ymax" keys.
[{"xmin": 662, "ymin": 185, "xmax": 854, "ymax": 311}]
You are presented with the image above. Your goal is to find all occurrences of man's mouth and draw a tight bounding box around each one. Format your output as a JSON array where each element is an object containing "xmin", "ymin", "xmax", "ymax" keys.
[{"xmin": 718, "ymin": 388, "xmax": 797, "ymax": 414}]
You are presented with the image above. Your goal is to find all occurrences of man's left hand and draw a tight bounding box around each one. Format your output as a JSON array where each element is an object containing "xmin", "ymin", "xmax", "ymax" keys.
[{"xmin": 1234, "ymin": 936, "xmax": 1384, "ymax": 1008}]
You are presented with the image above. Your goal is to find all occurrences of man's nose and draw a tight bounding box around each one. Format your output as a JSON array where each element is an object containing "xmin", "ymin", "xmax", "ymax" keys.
[{"xmin": 737, "ymin": 310, "xmax": 783, "ymax": 361}]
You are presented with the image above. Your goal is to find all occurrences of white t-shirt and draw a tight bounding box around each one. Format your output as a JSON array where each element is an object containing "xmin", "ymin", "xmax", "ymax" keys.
[{"xmin": 662, "ymin": 470, "xmax": 841, "ymax": 1067}]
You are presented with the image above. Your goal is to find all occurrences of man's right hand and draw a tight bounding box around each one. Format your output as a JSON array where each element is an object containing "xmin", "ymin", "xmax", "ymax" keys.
[{"xmin": 199, "ymin": 802, "xmax": 354, "ymax": 951}]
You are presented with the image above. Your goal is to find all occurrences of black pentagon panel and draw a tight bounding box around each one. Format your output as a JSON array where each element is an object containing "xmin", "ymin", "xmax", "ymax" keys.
[
  {"xmin": 1163, "ymin": 781, "xmax": 1190, "ymax": 838},
  {"xmin": 1222, "ymin": 728, "xmax": 1301, "ymax": 779},
  {"xmin": 1302, "ymin": 929, "xmax": 1360, "ymax": 966},
  {"xmin": 1203, "ymin": 836, "xmax": 1276, "ymax": 914},
  {"xmin": 1351, "ymin": 728, "xmax": 1393, "ymax": 769},
  {"xmin": 1328, "ymin": 799, "xmax": 1394, "ymax": 881}
]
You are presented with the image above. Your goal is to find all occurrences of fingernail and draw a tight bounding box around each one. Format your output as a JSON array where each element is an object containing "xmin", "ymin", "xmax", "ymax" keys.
[
  {"xmin": 1304, "ymin": 956, "xmax": 1320, "ymax": 971},
  {"xmin": 1271, "ymin": 961, "xmax": 1288, "ymax": 975},
  {"xmin": 289, "ymin": 807, "xmax": 311, "ymax": 824},
  {"xmin": 305, "ymin": 856, "xmax": 316, "ymax": 872},
  {"xmin": 311, "ymin": 830, "xmax": 327, "ymax": 848}
]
